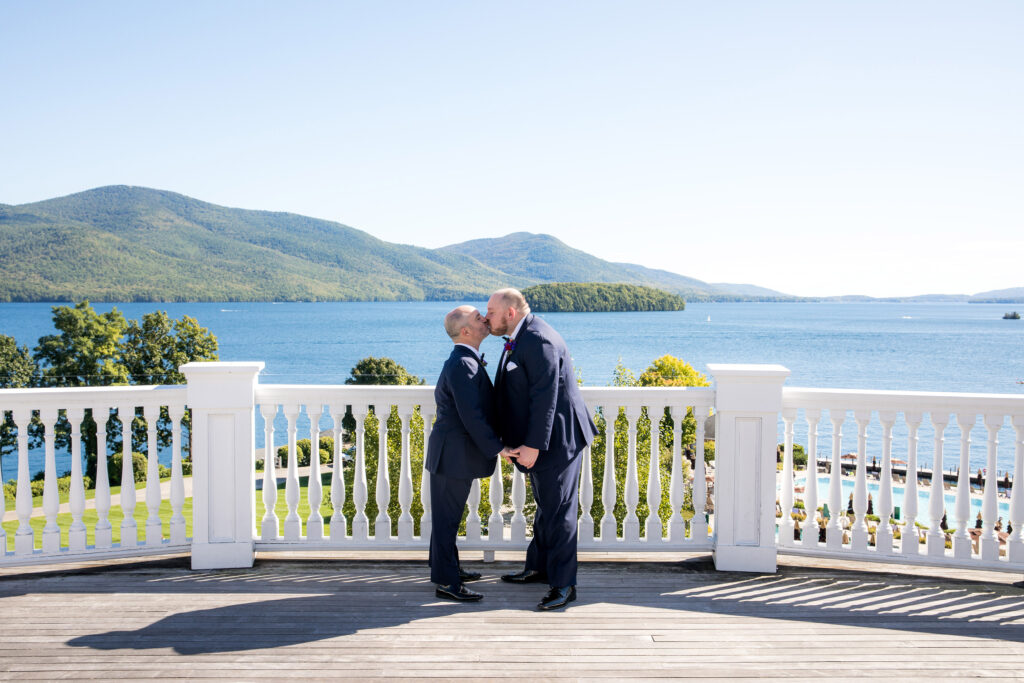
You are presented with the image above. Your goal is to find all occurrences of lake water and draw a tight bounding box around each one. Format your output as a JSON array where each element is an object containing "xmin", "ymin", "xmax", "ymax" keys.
[{"xmin": 3, "ymin": 301, "xmax": 1023, "ymax": 482}]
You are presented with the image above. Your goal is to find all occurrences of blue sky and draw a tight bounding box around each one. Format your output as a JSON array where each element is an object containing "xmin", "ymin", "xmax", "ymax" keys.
[{"xmin": 2, "ymin": 1, "xmax": 1021, "ymax": 297}]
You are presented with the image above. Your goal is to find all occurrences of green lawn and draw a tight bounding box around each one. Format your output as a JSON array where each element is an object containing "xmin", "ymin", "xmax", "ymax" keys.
[{"xmin": 1, "ymin": 498, "xmax": 194, "ymax": 552}]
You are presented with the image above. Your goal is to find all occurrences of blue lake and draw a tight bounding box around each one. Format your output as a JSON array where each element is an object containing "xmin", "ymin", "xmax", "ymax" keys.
[{"xmin": 3, "ymin": 301, "xmax": 1023, "ymax": 481}]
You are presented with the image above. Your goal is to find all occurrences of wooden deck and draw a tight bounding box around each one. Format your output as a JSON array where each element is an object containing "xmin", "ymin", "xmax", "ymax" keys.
[{"xmin": 2, "ymin": 552, "xmax": 1024, "ymax": 680}]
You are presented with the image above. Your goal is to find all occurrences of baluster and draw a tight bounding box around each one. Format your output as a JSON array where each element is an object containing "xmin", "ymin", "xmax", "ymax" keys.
[
  {"xmin": 419, "ymin": 409, "xmax": 433, "ymax": 541},
  {"xmin": 1009, "ymin": 416, "xmax": 1024, "ymax": 563},
  {"xmin": 511, "ymin": 465, "xmax": 527, "ymax": 542},
  {"xmin": 259, "ymin": 404, "xmax": 279, "ymax": 540},
  {"xmin": 645, "ymin": 404, "xmax": 663, "ymax": 542},
  {"xmin": 68, "ymin": 408, "xmax": 87, "ymax": 551},
  {"xmin": 0, "ymin": 414, "xmax": 7, "ymax": 554},
  {"xmin": 600, "ymin": 406, "xmax": 618, "ymax": 541},
  {"xmin": 980, "ymin": 415, "xmax": 1002, "ymax": 561},
  {"xmin": 41, "ymin": 408, "xmax": 60, "ymax": 553},
  {"xmin": 330, "ymin": 408, "xmax": 347, "ymax": 541},
  {"xmin": 803, "ymin": 409, "xmax": 821, "ymax": 549},
  {"xmin": 623, "ymin": 406, "xmax": 640, "ymax": 542},
  {"xmin": 13, "ymin": 408, "xmax": 33, "ymax": 554},
  {"xmin": 168, "ymin": 406, "xmax": 186, "ymax": 545},
  {"xmin": 692, "ymin": 407, "xmax": 708, "ymax": 540},
  {"xmin": 283, "ymin": 405, "xmax": 301, "ymax": 540},
  {"xmin": 578, "ymin": 444, "xmax": 594, "ymax": 546},
  {"xmin": 397, "ymin": 406, "xmax": 414, "ymax": 541},
  {"xmin": 352, "ymin": 407, "xmax": 369, "ymax": 541},
  {"xmin": 94, "ymin": 408, "xmax": 113, "ymax": 548},
  {"xmin": 779, "ymin": 409, "xmax": 796, "ymax": 547},
  {"xmin": 466, "ymin": 479, "xmax": 482, "ymax": 540},
  {"xmin": 876, "ymin": 412, "xmax": 896, "ymax": 555},
  {"xmin": 307, "ymin": 405, "xmax": 325, "ymax": 541},
  {"xmin": 901, "ymin": 413, "xmax": 922, "ymax": 555},
  {"xmin": 826, "ymin": 410, "xmax": 844, "ymax": 550},
  {"xmin": 120, "ymin": 406, "xmax": 137, "ymax": 547},
  {"xmin": 144, "ymin": 405, "xmax": 162, "ymax": 546},
  {"xmin": 667, "ymin": 406, "xmax": 683, "ymax": 542},
  {"xmin": 953, "ymin": 414, "xmax": 974, "ymax": 558},
  {"xmin": 489, "ymin": 457, "xmax": 505, "ymax": 542},
  {"xmin": 374, "ymin": 406, "xmax": 391, "ymax": 541},
  {"xmin": 927, "ymin": 413, "xmax": 949, "ymax": 557},
  {"xmin": 851, "ymin": 410, "xmax": 870, "ymax": 552}
]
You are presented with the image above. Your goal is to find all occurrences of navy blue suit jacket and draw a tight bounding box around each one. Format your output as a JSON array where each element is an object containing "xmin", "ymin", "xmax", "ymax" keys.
[
  {"xmin": 494, "ymin": 314, "xmax": 598, "ymax": 473},
  {"xmin": 426, "ymin": 346, "xmax": 503, "ymax": 479}
]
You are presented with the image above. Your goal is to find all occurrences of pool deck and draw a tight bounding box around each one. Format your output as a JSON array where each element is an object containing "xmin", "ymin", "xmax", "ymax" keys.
[{"xmin": 2, "ymin": 551, "xmax": 1024, "ymax": 680}]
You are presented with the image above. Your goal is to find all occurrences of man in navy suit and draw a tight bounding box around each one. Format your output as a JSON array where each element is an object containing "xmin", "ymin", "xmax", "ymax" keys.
[
  {"xmin": 485, "ymin": 288, "xmax": 598, "ymax": 611},
  {"xmin": 426, "ymin": 305, "xmax": 516, "ymax": 602}
]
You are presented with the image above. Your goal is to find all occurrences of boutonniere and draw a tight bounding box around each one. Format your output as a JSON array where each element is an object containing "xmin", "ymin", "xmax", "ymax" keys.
[
  {"xmin": 479, "ymin": 352, "xmax": 487, "ymax": 368},
  {"xmin": 503, "ymin": 336, "xmax": 517, "ymax": 353}
]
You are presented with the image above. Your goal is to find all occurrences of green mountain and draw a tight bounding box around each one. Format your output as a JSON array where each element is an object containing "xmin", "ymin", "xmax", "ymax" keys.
[
  {"xmin": 0, "ymin": 186, "xmax": 518, "ymax": 302},
  {"xmin": 441, "ymin": 232, "xmax": 794, "ymax": 301}
]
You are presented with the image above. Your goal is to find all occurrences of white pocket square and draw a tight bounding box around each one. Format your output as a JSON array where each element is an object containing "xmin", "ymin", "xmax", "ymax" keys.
[{"xmin": 506, "ymin": 361, "xmax": 518, "ymax": 371}]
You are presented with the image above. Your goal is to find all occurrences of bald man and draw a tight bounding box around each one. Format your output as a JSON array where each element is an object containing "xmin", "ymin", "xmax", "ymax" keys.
[{"xmin": 425, "ymin": 306, "xmax": 516, "ymax": 602}]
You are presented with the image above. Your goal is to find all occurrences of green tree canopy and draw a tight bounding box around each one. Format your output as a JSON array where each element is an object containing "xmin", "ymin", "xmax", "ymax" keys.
[
  {"xmin": 33, "ymin": 300, "xmax": 128, "ymax": 386},
  {"xmin": 345, "ymin": 357, "xmax": 424, "ymax": 386},
  {"xmin": 121, "ymin": 311, "xmax": 219, "ymax": 384},
  {"xmin": 523, "ymin": 282, "xmax": 686, "ymax": 313},
  {"xmin": 0, "ymin": 335, "xmax": 36, "ymax": 388},
  {"xmin": 638, "ymin": 355, "xmax": 710, "ymax": 388}
]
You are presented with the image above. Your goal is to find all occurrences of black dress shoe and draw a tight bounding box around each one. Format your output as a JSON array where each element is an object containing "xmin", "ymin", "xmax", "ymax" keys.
[
  {"xmin": 500, "ymin": 569, "xmax": 548, "ymax": 584},
  {"xmin": 435, "ymin": 583, "xmax": 483, "ymax": 602},
  {"xmin": 538, "ymin": 585, "xmax": 576, "ymax": 611},
  {"xmin": 458, "ymin": 568, "xmax": 482, "ymax": 582}
]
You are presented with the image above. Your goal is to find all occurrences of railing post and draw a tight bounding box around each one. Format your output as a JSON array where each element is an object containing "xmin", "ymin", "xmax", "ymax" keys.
[
  {"xmin": 181, "ymin": 361, "xmax": 264, "ymax": 570},
  {"xmin": 708, "ymin": 364, "xmax": 790, "ymax": 573}
]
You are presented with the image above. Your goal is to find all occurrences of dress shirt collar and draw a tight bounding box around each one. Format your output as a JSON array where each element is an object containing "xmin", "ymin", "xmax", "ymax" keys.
[{"xmin": 454, "ymin": 343, "xmax": 481, "ymax": 360}]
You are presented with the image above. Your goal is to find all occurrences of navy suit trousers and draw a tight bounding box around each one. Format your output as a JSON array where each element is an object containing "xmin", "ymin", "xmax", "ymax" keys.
[
  {"xmin": 524, "ymin": 454, "xmax": 583, "ymax": 588},
  {"xmin": 428, "ymin": 472, "xmax": 473, "ymax": 586}
]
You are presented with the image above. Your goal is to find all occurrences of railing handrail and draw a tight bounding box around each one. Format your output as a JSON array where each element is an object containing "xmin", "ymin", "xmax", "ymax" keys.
[
  {"xmin": 0, "ymin": 384, "xmax": 188, "ymax": 409},
  {"xmin": 784, "ymin": 386, "xmax": 1024, "ymax": 415}
]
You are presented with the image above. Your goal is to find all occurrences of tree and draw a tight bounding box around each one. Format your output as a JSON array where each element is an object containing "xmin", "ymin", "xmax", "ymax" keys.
[
  {"xmin": 0, "ymin": 335, "xmax": 36, "ymax": 388},
  {"xmin": 345, "ymin": 357, "xmax": 424, "ymax": 385},
  {"xmin": 639, "ymin": 355, "xmax": 710, "ymax": 389},
  {"xmin": 121, "ymin": 311, "xmax": 219, "ymax": 384},
  {"xmin": 33, "ymin": 301, "xmax": 128, "ymax": 386}
]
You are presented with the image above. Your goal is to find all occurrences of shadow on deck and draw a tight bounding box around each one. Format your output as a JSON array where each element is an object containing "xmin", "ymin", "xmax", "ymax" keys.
[{"xmin": 2, "ymin": 554, "xmax": 1024, "ymax": 679}]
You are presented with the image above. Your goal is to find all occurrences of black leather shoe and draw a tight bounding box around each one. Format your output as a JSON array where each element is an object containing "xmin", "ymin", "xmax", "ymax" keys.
[
  {"xmin": 435, "ymin": 583, "xmax": 483, "ymax": 602},
  {"xmin": 538, "ymin": 585, "xmax": 576, "ymax": 611},
  {"xmin": 500, "ymin": 569, "xmax": 548, "ymax": 584},
  {"xmin": 458, "ymin": 568, "xmax": 482, "ymax": 582}
]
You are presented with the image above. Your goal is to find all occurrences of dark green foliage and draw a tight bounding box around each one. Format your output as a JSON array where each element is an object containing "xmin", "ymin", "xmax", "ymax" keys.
[
  {"xmin": 522, "ymin": 282, "xmax": 686, "ymax": 313},
  {"xmin": 84, "ymin": 451, "xmax": 168, "ymax": 488},
  {"xmin": 345, "ymin": 357, "xmax": 424, "ymax": 386},
  {"xmin": 276, "ymin": 437, "xmax": 335, "ymax": 467},
  {"xmin": 0, "ymin": 335, "xmax": 36, "ymax": 388},
  {"xmin": 121, "ymin": 311, "xmax": 218, "ymax": 384},
  {"xmin": 34, "ymin": 301, "xmax": 128, "ymax": 386},
  {"xmin": 778, "ymin": 442, "xmax": 808, "ymax": 468}
]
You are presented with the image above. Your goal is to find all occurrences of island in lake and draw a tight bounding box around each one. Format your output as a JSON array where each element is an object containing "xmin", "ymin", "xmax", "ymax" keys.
[{"xmin": 522, "ymin": 282, "xmax": 686, "ymax": 312}]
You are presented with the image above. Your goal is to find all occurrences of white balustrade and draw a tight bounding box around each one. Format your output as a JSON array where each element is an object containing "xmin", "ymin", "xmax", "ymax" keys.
[
  {"xmin": 397, "ymin": 407, "xmax": 414, "ymax": 541},
  {"xmin": 306, "ymin": 405, "xmax": 324, "ymax": 542},
  {"xmin": 283, "ymin": 406, "xmax": 301, "ymax": 540},
  {"xmin": 0, "ymin": 385, "xmax": 187, "ymax": 566},
  {"xmin": 144, "ymin": 404, "xmax": 161, "ymax": 546},
  {"xmin": 780, "ymin": 387, "xmax": 1024, "ymax": 572},
  {"xmin": 645, "ymin": 405, "xmax": 663, "ymax": 542},
  {"xmin": 3, "ymin": 366, "xmax": 1022, "ymax": 579},
  {"xmin": 259, "ymin": 403, "xmax": 279, "ymax": 540},
  {"xmin": 119, "ymin": 406, "xmax": 137, "ymax": 547},
  {"xmin": 330, "ymin": 407, "xmax": 347, "ymax": 541},
  {"xmin": 802, "ymin": 409, "xmax": 820, "ymax": 549}
]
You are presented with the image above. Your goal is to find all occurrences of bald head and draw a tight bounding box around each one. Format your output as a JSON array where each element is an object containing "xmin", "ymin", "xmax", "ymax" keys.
[
  {"xmin": 484, "ymin": 288, "xmax": 530, "ymax": 336},
  {"xmin": 492, "ymin": 288, "xmax": 530, "ymax": 316},
  {"xmin": 444, "ymin": 306, "xmax": 475, "ymax": 340},
  {"xmin": 444, "ymin": 305, "xmax": 488, "ymax": 348}
]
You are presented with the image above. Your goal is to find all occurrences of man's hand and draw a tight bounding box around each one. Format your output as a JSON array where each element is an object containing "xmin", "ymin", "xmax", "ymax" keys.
[
  {"xmin": 501, "ymin": 447, "xmax": 519, "ymax": 465},
  {"xmin": 514, "ymin": 445, "xmax": 540, "ymax": 469}
]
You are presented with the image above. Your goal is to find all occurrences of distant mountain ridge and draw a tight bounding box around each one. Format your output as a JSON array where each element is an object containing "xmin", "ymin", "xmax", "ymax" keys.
[{"xmin": 1, "ymin": 185, "xmax": 1019, "ymax": 303}]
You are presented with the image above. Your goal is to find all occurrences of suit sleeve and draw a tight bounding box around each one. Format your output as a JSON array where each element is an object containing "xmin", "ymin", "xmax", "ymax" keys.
[
  {"xmin": 523, "ymin": 338, "xmax": 559, "ymax": 451},
  {"xmin": 450, "ymin": 357, "xmax": 505, "ymax": 458}
]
